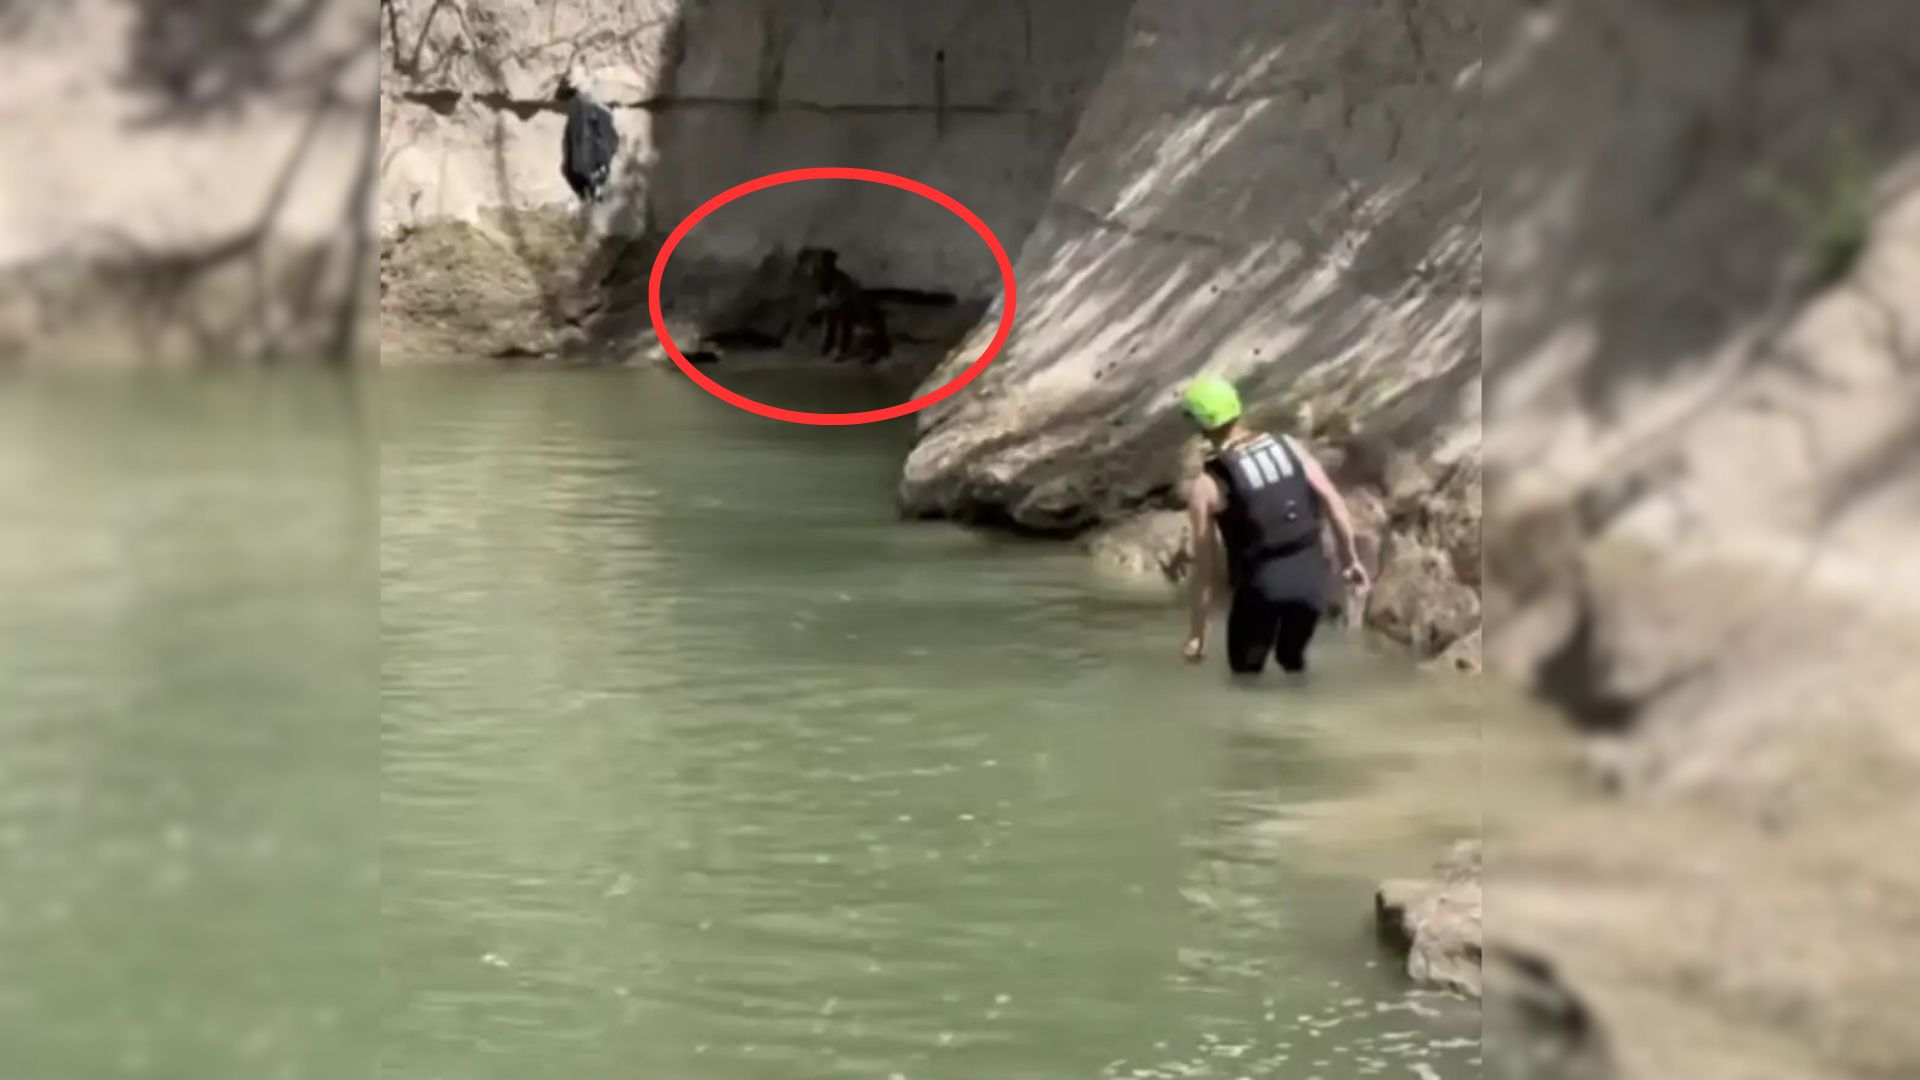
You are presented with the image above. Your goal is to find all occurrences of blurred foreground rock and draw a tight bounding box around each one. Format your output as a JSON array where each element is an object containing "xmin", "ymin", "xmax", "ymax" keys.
[
  {"xmin": 0, "ymin": 0, "xmax": 377, "ymax": 365},
  {"xmin": 1481, "ymin": 1, "xmax": 1920, "ymax": 1077}
]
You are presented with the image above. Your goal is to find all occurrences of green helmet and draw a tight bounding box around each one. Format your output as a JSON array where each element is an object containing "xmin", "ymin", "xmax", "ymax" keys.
[{"xmin": 1182, "ymin": 374, "xmax": 1242, "ymax": 431}]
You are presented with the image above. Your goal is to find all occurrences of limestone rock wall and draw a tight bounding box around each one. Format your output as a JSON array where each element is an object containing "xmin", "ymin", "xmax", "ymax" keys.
[
  {"xmin": 379, "ymin": 0, "xmax": 1132, "ymax": 307},
  {"xmin": 379, "ymin": 0, "xmax": 679, "ymax": 233},
  {"xmin": 898, "ymin": 0, "xmax": 1482, "ymax": 530}
]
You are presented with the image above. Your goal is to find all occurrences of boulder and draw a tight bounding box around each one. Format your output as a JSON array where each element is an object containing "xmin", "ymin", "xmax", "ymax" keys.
[
  {"xmin": 1375, "ymin": 839, "xmax": 1483, "ymax": 998},
  {"xmin": 378, "ymin": 213, "xmax": 579, "ymax": 360},
  {"xmin": 1366, "ymin": 534, "xmax": 1481, "ymax": 659},
  {"xmin": 1082, "ymin": 510, "xmax": 1192, "ymax": 585},
  {"xmin": 1425, "ymin": 626, "xmax": 1483, "ymax": 675}
]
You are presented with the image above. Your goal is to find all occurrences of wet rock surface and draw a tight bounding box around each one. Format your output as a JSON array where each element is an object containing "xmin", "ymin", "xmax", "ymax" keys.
[
  {"xmin": 1376, "ymin": 839, "xmax": 1483, "ymax": 999},
  {"xmin": 1083, "ymin": 510, "xmax": 1192, "ymax": 584}
]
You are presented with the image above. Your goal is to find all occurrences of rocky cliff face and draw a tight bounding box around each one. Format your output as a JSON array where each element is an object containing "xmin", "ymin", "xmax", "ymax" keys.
[
  {"xmin": 378, "ymin": 0, "xmax": 1133, "ymax": 358},
  {"xmin": 898, "ymin": 0, "xmax": 1480, "ymax": 531}
]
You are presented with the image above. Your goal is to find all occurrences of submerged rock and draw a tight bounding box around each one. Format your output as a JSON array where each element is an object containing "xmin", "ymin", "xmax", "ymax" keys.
[
  {"xmin": 1425, "ymin": 626, "xmax": 1482, "ymax": 675},
  {"xmin": 1082, "ymin": 510, "xmax": 1192, "ymax": 585},
  {"xmin": 1375, "ymin": 839, "xmax": 1483, "ymax": 998}
]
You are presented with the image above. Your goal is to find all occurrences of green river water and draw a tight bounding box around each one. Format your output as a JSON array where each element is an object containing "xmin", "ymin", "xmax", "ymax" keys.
[{"xmin": 1, "ymin": 368, "xmax": 1482, "ymax": 1080}]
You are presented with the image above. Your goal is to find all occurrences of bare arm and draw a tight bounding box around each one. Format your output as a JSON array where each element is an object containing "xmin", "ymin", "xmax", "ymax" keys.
[
  {"xmin": 1184, "ymin": 472, "xmax": 1221, "ymax": 657},
  {"xmin": 1286, "ymin": 436, "xmax": 1365, "ymax": 577}
]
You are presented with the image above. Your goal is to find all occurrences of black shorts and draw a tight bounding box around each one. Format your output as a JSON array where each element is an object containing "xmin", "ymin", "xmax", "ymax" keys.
[{"xmin": 1226, "ymin": 588, "xmax": 1322, "ymax": 674}]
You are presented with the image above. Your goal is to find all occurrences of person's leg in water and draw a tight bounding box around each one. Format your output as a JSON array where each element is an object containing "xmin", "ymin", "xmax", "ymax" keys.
[
  {"xmin": 1225, "ymin": 587, "xmax": 1280, "ymax": 676},
  {"xmin": 1271, "ymin": 601, "xmax": 1322, "ymax": 674}
]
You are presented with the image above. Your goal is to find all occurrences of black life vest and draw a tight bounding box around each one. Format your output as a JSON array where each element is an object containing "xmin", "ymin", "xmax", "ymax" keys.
[{"xmin": 1204, "ymin": 433, "xmax": 1322, "ymax": 586}]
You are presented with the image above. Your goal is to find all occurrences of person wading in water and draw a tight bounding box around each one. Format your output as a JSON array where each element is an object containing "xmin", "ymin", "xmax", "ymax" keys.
[{"xmin": 1179, "ymin": 375, "xmax": 1369, "ymax": 674}]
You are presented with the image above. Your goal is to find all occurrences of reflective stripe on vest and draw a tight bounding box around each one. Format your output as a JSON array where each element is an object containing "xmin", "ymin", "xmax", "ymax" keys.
[{"xmin": 1230, "ymin": 437, "xmax": 1296, "ymax": 491}]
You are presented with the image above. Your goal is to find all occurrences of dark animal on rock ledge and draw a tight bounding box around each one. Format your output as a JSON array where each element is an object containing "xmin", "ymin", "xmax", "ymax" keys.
[{"xmin": 794, "ymin": 248, "xmax": 891, "ymax": 364}]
